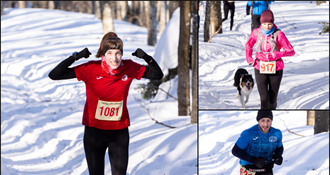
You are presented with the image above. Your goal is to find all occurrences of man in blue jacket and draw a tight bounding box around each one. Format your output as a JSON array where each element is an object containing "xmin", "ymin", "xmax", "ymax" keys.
[
  {"xmin": 232, "ymin": 110, "xmax": 283, "ymax": 175},
  {"xmin": 247, "ymin": 1, "xmax": 274, "ymax": 32}
]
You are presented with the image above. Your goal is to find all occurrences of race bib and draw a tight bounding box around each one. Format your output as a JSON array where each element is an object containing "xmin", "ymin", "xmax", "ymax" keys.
[
  {"xmin": 95, "ymin": 100, "xmax": 123, "ymax": 121},
  {"xmin": 240, "ymin": 165, "xmax": 256, "ymax": 175},
  {"xmin": 260, "ymin": 60, "xmax": 276, "ymax": 74}
]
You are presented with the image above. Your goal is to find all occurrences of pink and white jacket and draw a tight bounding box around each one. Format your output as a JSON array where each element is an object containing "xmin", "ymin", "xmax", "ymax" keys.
[{"xmin": 245, "ymin": 24, "xmax": 295, "ymax": 71}]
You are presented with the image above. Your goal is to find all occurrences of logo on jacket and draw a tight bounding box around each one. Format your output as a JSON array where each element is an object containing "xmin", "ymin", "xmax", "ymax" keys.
[
  {"xmin": 96, "ymin": 76, "xmax": 103, "ymax": 80},
  {"xmin": 122, "ymin": 75, "xmax": 128, "ymax": 81},
  {"xmin": 269, "ymin": 136, "xmax": 277, "ymax": 142}
]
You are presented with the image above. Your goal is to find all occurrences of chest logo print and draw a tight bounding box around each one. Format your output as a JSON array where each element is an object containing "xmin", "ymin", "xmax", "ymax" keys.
[
  {"xmin": 269, "ymin": 136, "xmax": 277, "ymax": 142},
  {"xmin": 253, "ymin": 137, "xmax": 259, "ymax": 140},
  {"xmin": 96, "ymin": 76, "xmax": 103, "ymax": 80},
  {"xmin": 122, "ymin": 75, "xmax": 128, "ymax": 81}
]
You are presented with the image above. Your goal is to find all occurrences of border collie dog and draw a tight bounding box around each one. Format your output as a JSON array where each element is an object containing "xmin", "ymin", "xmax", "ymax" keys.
[{"xmin": 233, "ymin": 68, "xmax": 254, "ymax": 108}]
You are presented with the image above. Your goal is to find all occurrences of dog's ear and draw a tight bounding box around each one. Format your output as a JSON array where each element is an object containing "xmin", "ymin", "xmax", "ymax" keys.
[{"xmin": 241, "ymin": 74, "xmax": 245, "ymax": 78}]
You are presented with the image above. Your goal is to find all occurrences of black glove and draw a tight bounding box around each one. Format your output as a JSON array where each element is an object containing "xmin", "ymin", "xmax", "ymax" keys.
[
  {"xmin": 272, "ymin": 154, "xmax": 283, "ymax": 165},
  {"xmin": 132, "ymin": 48, "xmax": 148, "ymax": 58},
  {"xmin": 132, "ymin": 48, "xmax": 152, "ymax": 62},
  {"xmin": 73, "ymin": 48, "xmax": 91, "ymax": 60},
  {"xmin": 250, "ymin": 157, "xmax": 267, "ymax": 168}
]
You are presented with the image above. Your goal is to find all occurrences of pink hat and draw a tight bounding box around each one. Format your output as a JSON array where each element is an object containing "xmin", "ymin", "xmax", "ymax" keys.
[{"xmin": 260, "ymin": 9, "xmax": 274, "ymax": 24}]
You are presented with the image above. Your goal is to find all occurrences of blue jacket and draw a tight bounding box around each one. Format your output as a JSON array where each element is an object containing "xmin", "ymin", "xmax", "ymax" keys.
[
  {"xmin": 235, "ymin": 124, "xmax": 283, "ymax": 166},
  {"xmin": 247, "ymin": 1, "xmax": 274, "ymax": 15}
]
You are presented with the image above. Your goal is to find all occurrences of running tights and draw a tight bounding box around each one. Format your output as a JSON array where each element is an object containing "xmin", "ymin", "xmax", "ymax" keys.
[
  {"xmin": 255, "ymin": 69, "xmax": 283, "ymax": 110},
  {"xmin": 222, "ymin": 2, "xmax": 235, "ymax": 30},
  {"xmin": 83, "ymin": 126, "xmax": 129, "ymax": 175},
  {"xmin": 251, "ymin": 14, "xmax": 261, "ymax": 32}
]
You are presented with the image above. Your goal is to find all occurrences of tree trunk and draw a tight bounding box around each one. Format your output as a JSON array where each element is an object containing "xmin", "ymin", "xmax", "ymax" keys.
[
  {"xmin": 158, "ymin": 1, "xmax": 166, "ymax": 34},
  {"xmin": 133, "ymin": 1, "xmax": 140, "ymax": 16},
  {"xmin": 307, "ymin": 110, "xmax": 315, "ymax": 126},
  {"xmin": 140, "ymin": 2, "xmax": 148, "ymax": 30},
  {"xmin": 156, "ymin": 1, "xmax": 160, "ymax": 23},
  {"xmin": 314, "ymin": 110, "xmax": 329, "ymax": 134},
  {"xmin": 71, "ymin": 1, "xmax": 93, "ymax": 14},
  {"xmin": 94, "ymin": 1, "xmax": 101, "ymax": 19},
  {"xmin": 39, "ymin": 1, "xmax": 48, "ymax": 9},
  {"xmin": 129, "ymin": 1, "xmax": 141, "ymax": 25},
  {"xmin": 1, "ymin": 1, "xmax": 4, "ymax": 15},
  {"xmin": 127, "ymin": 1, "xmax": 145, "ymax": 27},
  {"xmin": 48, "ymin": 1, "xmax": 55, "ymax": 10},
  {"xmin": 140, "ymin": 1, "xmax": 147, "ymax": 27},
  {"xmin": 116, "ymin": 1, "xmax": 127, "ymax": 20},
  {"xmin": 147, "ymin": 1, "xmax": 157, "ymax": 46},
  {"xmin": 169, "ymin": 1, "xmax": 179, "ymax": 20},
  {"xmin": 61, "ymin": 1, "xmax": 72, "ymax": 11},
  {"xmin": 133, "ymin": 1, "xmax": 141, "ymax": 16},
  {"xmin": 7, "ymin": 1, "xmax": 17, "ymax": 8},
  {"xmin": 316, "ymin": 1, "xmax": 326, "ymax": 5},
  {"xmin": 54, "ymin": 1, "xmax": 61, "ymax": 10},
  {"xmin": 85, "ymin": 1, "xmax": 93, "ymax": 14},
  {"xmin": 139, "ymin": 1, "xmax": 145, "ymax": 22},
  {"xmin": 204, "ymin": 1, "xmax": 211, "ymax": 42},
  {"xmin": 166, "ymin": 1, "xmax": 170, "ymax": 23},
  {"xmin": 122, "ymin": 2, "xmax": 128, "ymax": 20},
  {"xmin": 18, "ymin": 1, "xmax": 26, "ymax": 8},
  {"xmin": 191, "ymin": 1, "xmax": 198, "ymax": 124},
  {"xmin": 31, "ymin": 1, "xmax": 48, "ymax": 9},
  {"xmin": 104, "ymin": 1, "xmax": 114, "ymax": 18},
  {"xmin": 178, "ymin": 1, "xmax": 191, "ymax": 116},
  {"xmin": 210, "ymin": 1, "xmax": 222, "ymax": 35},
  {"xmin": 100, "ymin": 1, "xmax": 115, "ymax": 34},
  {"xmin": 144, "ymin": 1, "xmax": 150, "ymax": 29}
]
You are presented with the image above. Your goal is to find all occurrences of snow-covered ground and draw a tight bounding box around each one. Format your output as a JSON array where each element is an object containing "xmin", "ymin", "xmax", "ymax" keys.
[
  {"xmin": 199, "ymin": 1, "xmax": 329, "ymax": 109},
  {"xmin": 199, "ymin": 110, "xmax": 329, "ymax": 175},
  {"xmin": 1, "ymin": 7, "xmax": 197, "ymax": 175}
]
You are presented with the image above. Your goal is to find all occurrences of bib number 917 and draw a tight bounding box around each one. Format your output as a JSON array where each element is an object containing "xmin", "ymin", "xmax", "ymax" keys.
[
  {"xmin": 260, "ymin": 60, "xmax": 276, "ymax": 74},
  {"xmin": 95, "ymin": 100, "xmax": 123, "ymax": 121}
]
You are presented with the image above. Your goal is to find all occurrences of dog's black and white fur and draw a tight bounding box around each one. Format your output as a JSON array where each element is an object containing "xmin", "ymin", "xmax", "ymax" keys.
[{"xmin": 233, "ymin": 68, "xmax": 254, "ymax": 108}]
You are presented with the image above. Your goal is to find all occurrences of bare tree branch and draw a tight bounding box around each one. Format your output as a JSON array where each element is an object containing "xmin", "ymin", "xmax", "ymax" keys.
[
  {"xmin": 207, "ymin": 25, "xmax": 222, "ymax": 43},
  {"xmin": 134, "ymin": 95, "xmax": 176, "ymax": 129},
  {"xmin": 158, "ymin": 87, "xmax": 178, "ymax": 101},
  {"xmin": 279, "ymin": 118, "xmax": 306, "ymax": 137},
  {"xmin": 281, "ymin": 15, "xmax": 297, "ymax": 29}
]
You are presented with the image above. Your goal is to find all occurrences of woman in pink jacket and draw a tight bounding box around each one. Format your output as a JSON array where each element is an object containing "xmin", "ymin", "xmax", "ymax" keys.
[{"xmin": 245, "ymin": 9, "xmax": 295, "ymax": 109}]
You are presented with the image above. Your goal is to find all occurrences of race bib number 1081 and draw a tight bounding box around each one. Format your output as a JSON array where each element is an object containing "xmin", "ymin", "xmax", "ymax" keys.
[
  {"xmin": 260, "ymin": 60, "xmax": 276, "ymax": 74},
  {"xmin": 95, "ymin": 100, "xmax": 123, "ymax": 121}
]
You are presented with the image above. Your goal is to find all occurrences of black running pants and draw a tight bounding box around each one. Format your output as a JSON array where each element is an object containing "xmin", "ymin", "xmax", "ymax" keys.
[
  {"xmin": 251, "ymin": 14, "xmax": 261, "ymax": 32},
  {"xmin": 255, "ymin": 69, "xmax": 283, "ymax": 110},
  {"xmin": 222, "ymin": 2, "xmax": 235, "ymax": 30},
  {"xmin": 83, "ymin": 126, "xmax": 129, "ymax": 175}
]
